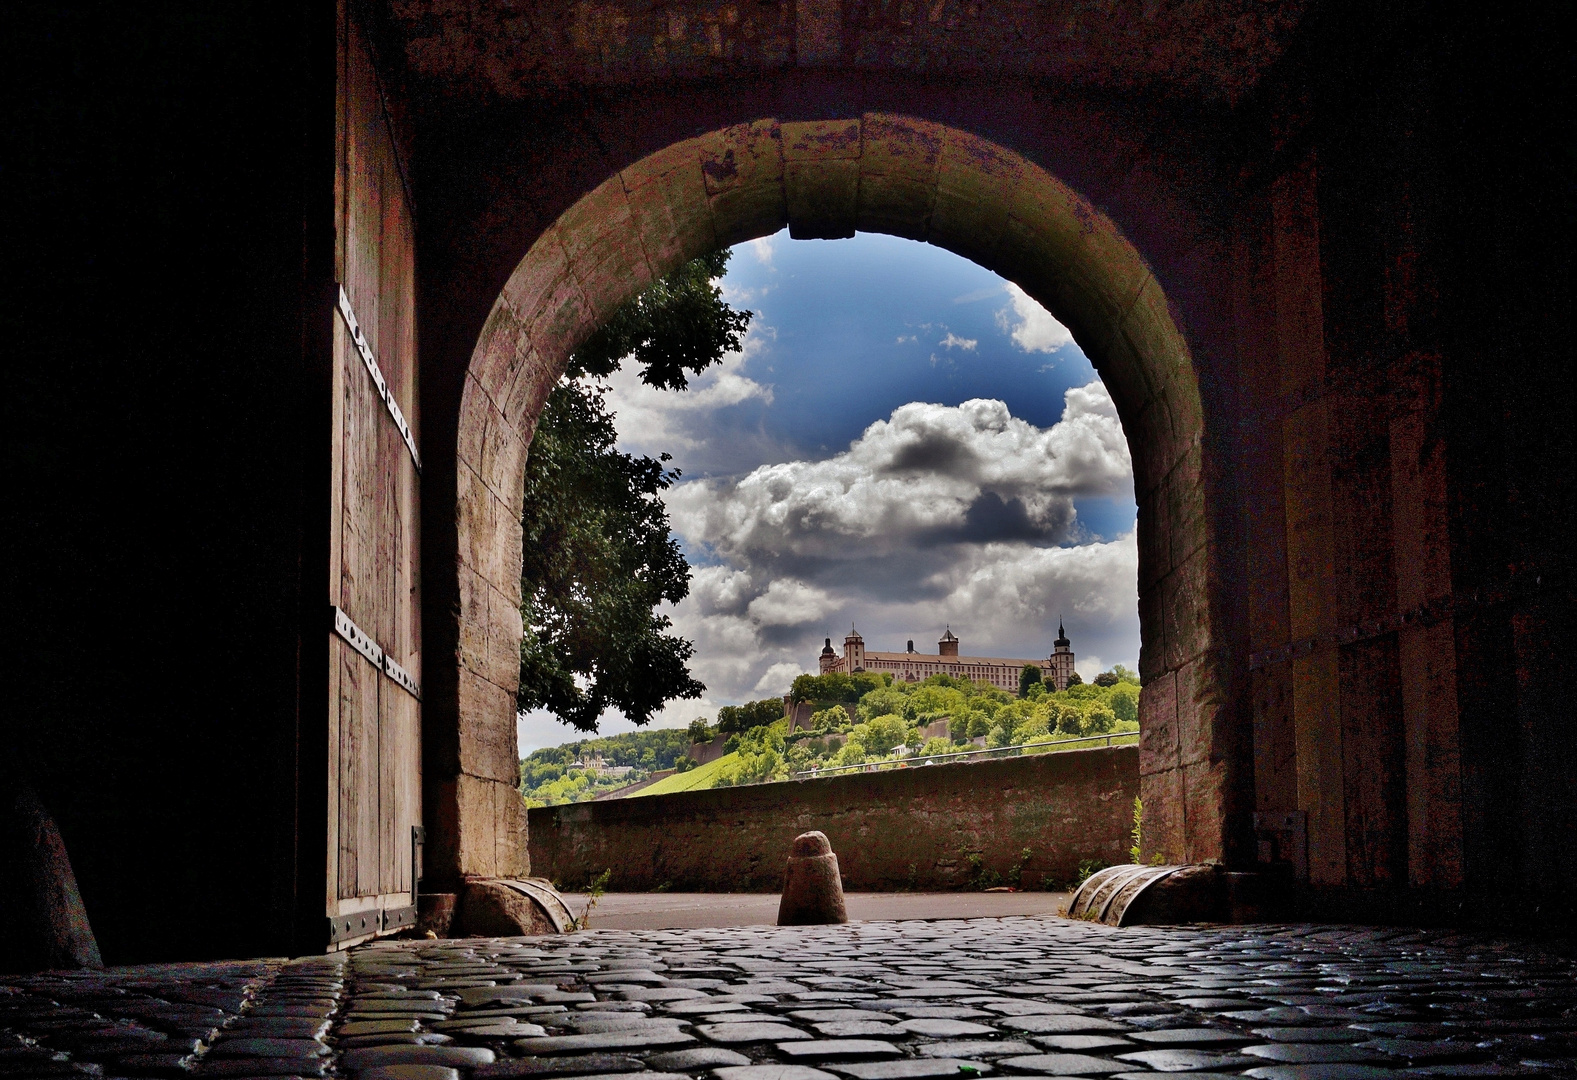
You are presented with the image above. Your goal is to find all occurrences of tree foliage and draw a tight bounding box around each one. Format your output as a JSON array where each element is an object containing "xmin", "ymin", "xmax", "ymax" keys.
[
  {"xmin": 715, "ymin": 698, "xmax": 785, "ymax": 734},
  {"xmin": 569, "ymin": 250, "xmax": 751, "ymax": 392},
  {"xmin": 517, "ymin": 251, "xmax": 751, "ymax": 730},
  {"xmin": 1018, "ymin": 663, "xmax": 1043, "ymax": 698},
  {"xmin": 789, "ymin": 670, "xmax": 890, "ymax": 705}
]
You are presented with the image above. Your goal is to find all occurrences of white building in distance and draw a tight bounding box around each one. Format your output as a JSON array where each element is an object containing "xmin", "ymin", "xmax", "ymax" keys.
[{"xmin": 817, "ymin": 624, "xmax": 1077, "ymax": 693}]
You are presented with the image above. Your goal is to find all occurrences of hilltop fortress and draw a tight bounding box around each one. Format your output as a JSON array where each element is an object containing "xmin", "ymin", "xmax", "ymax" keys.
[{"xmin": 818, "ymin": 624, "xmax": 1077, "ymax": 693}]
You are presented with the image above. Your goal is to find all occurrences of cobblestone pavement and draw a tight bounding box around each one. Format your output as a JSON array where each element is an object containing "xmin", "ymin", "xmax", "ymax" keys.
[{"xmin": 6, "ymin": 917, "xmax": 1577, "ymax": 1080}]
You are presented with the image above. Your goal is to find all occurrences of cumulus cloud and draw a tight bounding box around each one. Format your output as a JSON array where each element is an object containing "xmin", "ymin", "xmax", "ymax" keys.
[
  {"xmin": 748, "ymin": 236, "xmax": 776, "ymax": 267},
  {"xmin": 667, "ymin": 381, "xmax": 1131, "ymax": 567},
  {"xmin": 607, "ymin": 381, "xmax": 1140, "ymax": 727},
  {"xmin": 939, "ymin": 331, "xmax": 977, "ymax": 351},
  {"xmin": 997, "ymin": 282, "xmax": 1074, "ymax": 354},
  {"xmin": 603, "ymin": 328, "xmax": 784, "ymax": 476}
]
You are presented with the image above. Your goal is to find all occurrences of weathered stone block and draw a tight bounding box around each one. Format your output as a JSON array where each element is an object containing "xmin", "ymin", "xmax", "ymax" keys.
[
  {"xmin": 930, "ymin": 130, "xmax": 1024, "ymax": 267},
  {"xmin": 477, "ymin": 405, "xmax": 528, "ymax": 513},
  {"xmin": 498, "ymin": 343, "xmax": 551, "ymax": 440},
  {"xmin": 1251, "ymin": 660, "xmax": 1298, "ymax": 814},
  {"xmin": 1138, "ymin": 766, "xmax": 1186, "ymax": 864},
  {"xmin": 499, "ymin": 225, "xmax": 571, "ymax": 328},
  {"xmin": 1120, "ymin": 273, "xmax": 1192, "ymax": 400},
  {"xmin": 467, "ymin": 303, "xmax": 531, "ymax": 423},
  {"xmin": 458, "ymin": 567, "xmax": 522, "ymax": 693},
  {"xmin": 855, "ymin": 113, "xmax": 941, "ymax": 239},
  {"xmin": 701, "ymin": 120, "xmax": 785, "ymax": 247},
  {"xmin": 622, "ymin": 147, "xmax": 719, "ymax": 275},
  {"xmin": 455, "ymin": 463, "xmax": 512, "ymax": 593},
  {"xmin": 1176, "ymin": 652, "xmax": 1224, "ymax": 770},
  {"xmin": 1135, "ymin": 485, "xmax": 1171, "ymax": 594},
  {"xmin": 1128, "ymin": 389, "xmax": 1180, "ymax": 505},
  {"xmin": 524, "ymin": 258, "xmax": 593, "ymax": 373},
  {"xmin": 1160, "ymin": 547, "xmax": 1212, "ymax": 670},
  {"xmin": 1139, "ymin": 671, "xmax": 1179, "ymax": 776},
  {"xmin": 1162, "ymin": 441, "xmax": 1207, "ymax": 572},
  {"xmin": 456, "ymin": 774, "xmax": 529, "ymax": 879},
  {"xmin": 782, "ymin": 122, "xmax": 862, "ymax": 237},
  {"xmin": 555, "ymin": 178, "xmax": 634, "ymax": 267},
  {"xmin": 781, "ymin": 119, "xmax": 862, "ymax": 160},
  {"xmin": 1180, "ymin": 758, "xmax": 1229, "ymax": 864},
  {"xmin": 458, "ymin": 667, "xmax": 520, "ymax": 783},
  {"xmin": 786, "ymin": 159, "xmax": 858, "ymax": 239},
  {"xmin": 1136, "ymin": 584, "xmax": 1167, "ymax": 683}
]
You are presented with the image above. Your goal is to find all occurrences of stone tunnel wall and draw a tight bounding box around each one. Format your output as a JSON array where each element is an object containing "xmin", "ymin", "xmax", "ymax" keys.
[{"xmin": 528, "ymin": 745, "xmax": 1138, "ymax": 893}]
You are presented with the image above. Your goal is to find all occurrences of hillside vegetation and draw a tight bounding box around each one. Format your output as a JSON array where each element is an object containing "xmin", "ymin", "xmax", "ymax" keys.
[{"xmin": 519, "ymin": 667, "xmax": 1140, "ymax": 804}]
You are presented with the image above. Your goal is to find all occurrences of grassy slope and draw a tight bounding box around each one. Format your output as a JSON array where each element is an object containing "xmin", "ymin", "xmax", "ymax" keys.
[{"xmin": 632, "ymin": 751, "xmax": 739, "ymax": 797}]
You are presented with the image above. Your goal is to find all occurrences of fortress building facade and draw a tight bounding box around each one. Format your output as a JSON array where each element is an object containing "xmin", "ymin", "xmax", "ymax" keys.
[{"xmin": 818, "ymin": 624, "xmax": 1077, "ymax": 692}]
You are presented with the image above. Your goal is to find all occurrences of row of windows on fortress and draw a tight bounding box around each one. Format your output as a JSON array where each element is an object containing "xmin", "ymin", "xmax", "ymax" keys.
[{"xmin": 817, "ymin": 626, "xmax": 1077, "ymax": 692}]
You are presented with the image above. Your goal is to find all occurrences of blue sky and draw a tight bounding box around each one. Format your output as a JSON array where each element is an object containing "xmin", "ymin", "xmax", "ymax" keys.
[{"xmin": 518, "ymin": 231, "xmax": 1140, "ymax": 753}]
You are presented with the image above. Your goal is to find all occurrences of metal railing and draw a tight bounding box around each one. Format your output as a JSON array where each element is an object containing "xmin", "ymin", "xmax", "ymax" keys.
[{"xmin": 789, "ymin": 731, "xmax": 1137, "ymax": 780}]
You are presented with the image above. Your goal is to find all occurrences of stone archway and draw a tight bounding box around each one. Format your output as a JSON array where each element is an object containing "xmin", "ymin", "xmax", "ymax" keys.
[{"xmin": 445, "ymin": 114, "xmax": 1224, "ymax": 887}]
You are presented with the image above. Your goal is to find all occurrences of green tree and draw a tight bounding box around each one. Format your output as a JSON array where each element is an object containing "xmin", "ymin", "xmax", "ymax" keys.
[
  {"xmin": 859, "ymin": 714, "xmax": 910, "ymax": 756},
  {"xmin": 1093, "ymin": 670, "xmax": 1120, "ymax": 687},
  {"xmin": 516, "ymin": 251, "xmax": 751, "ymax": 731},
  {"xmin": 1018, "ymin": 664, "xmax": 1043, "ymax": 698},
  {"xmin": 716, "ymin": 698, "xmax": 785, "ymax": 734},
  {"xmin": 686, "ymin": 717, "xmax": 713, "ymax": 744},
  {"xmin": 1109, "ymin": 682, "xmax": 1139, "ymax": 724}
]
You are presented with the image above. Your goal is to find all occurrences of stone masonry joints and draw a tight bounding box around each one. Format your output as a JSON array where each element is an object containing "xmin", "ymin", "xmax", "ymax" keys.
[{"xmin": 5, "ymin": 916, "xmax": 1577, "ymax": 1079}]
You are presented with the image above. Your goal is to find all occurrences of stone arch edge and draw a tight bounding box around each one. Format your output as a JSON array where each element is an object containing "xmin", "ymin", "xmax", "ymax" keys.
[{"xmin": 443, "ymin": 113, "xmax": 1226, "ymax": 885}]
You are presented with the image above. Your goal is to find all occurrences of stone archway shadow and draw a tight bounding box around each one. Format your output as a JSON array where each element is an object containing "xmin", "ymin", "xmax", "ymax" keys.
[{"xmin": 447, "ymin": 115, "xmax": 1220, "ymax": 891}]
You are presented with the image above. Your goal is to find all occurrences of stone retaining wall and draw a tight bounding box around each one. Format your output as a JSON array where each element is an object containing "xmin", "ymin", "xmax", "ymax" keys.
[{"xmin": 528, "ymin": 744, "xmax": 1137, "ymax": 892}]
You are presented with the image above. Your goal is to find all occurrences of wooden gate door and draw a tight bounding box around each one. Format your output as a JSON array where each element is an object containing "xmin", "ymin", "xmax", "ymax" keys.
[{"xmin": 324, "ymin": 12, "xmax": 422, "ymax": 948}]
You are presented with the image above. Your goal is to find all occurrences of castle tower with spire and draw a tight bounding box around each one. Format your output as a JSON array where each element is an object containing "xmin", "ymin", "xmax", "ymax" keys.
[
  {"xmin": 1048, "ymin": 620, "xmax": 1076, "ymax": 691},
  {"xmin": 818, "ymin": 636, "xmax": 838, "ymax": 674},
  {"xmin": 843, "ymin": 624, "xmax": 866, "ymax": 672}
]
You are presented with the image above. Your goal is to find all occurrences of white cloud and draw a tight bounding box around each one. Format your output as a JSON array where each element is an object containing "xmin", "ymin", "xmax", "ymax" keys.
[
  {"xmin": 667, "ymin": 381, "xmax": 1131, "ymax": 565},
  {"xmin": 896, "ymin": 334, "xmax": 916, "ymax": 344},
  {"xmin": 746, "ymin": 578, "xmax": 834, "ymax": 627},
  {"xmin": 749, "ymin": 236, "xmax": 776, "ymax": 267},
  {"xmin": 939, "ymin": 332, "xmax": 978, "ymax": 351},
  {"xmin": 610, "ymin": 382, "xmax": 1140, "ymax": 728},
  {"xmin": 603, "ymin": 328, "xmax": 778, "ymax": 469},
  {"xmin": 952, "ymin": 286, "xmax": 1003, "ymax": 304},
  {"xmin": 752, "ymin": 661, "xmax": 805, "ymax": 697},
  {"xmin": 997, "ymin": 282, "xmax": 1074, "ymax": 354}
]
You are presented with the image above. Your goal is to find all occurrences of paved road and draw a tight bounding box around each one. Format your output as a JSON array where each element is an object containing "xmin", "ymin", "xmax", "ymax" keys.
[
  {"xmin": 4, "ymin": 916, "xmax": 1576, "ymax": 1079},
  {"xmin": 561, "ymin": 892, "xmax": 1073, "ymax": 929}
]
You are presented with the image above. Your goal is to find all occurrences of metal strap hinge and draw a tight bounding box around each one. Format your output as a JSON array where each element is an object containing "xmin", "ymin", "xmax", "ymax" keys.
[
  {"xmin": 326, "ymin": 905, "xmax": 417, "ymax": 944},
  {"xmin": 336, "ymin": 285, "xmax": 422, "ymax": 473},
  {"xmin": 330, "ymin": 605, "xmax": 420, "ymax": 700}
]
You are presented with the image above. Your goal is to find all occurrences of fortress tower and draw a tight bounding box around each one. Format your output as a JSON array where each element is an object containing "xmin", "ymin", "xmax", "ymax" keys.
[
  {"xmin": 1048, "ymin": 621, "xmax": 1076, "ymax": 691},
  {"xmin": 843, "ymin": 625, "xmax": 866, "ymax": 672},
  {"xmin": 938, "ymin": 627, "xmax": 959, "ymax": 656},
  {"xmin": 818, "ymin": 637, "xmax": 838, "ymax": 674}
]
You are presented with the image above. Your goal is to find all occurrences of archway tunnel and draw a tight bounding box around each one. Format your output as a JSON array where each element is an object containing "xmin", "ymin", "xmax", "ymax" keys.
[
  {"xmin": 441, "ymin": 115, "xmax": 1233, "ymax": 892},
  {"xmin": 7, "ymin": 1, "xmax": 1569, "ymax": 964}
]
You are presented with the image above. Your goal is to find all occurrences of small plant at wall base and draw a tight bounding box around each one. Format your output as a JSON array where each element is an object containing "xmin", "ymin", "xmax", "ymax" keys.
[
  {"xmin": 575, "ymin": 868, "xmax": 613, "ymax": 930},
  {"xmin": 1131, "ymin": 796, "xmax": 1143, "ymax": 863}
]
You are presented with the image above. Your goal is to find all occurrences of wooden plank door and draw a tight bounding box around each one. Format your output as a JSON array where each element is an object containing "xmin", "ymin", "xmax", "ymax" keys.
[{"xmin": 324, "ymin": 7, "xmax": 422, "ymax": 948}]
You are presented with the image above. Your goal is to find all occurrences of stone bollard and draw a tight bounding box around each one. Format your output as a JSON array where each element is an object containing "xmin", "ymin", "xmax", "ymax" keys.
[{"xmin": 777, "ymin": 830, "xmax": 849, "ymax": 925}]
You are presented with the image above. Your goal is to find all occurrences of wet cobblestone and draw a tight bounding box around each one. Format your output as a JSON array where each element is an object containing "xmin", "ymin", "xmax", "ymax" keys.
[{"xmin": 6, "ymin": 919, "xmax": 1577, "ymax": 1079}]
